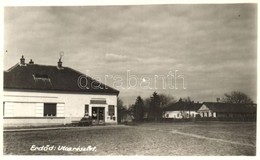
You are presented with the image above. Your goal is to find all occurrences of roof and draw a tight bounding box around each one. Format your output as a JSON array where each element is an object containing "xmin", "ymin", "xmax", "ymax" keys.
[
  {"xmin": 201, "ymin": 102, "xmax": 256, "ymax": 113},
  {"xmin": 163, "ymin": 101, "xmax": 202, "ymax": 112},
  {"xmin": 4, "ymin": 63, "xmax": 119, "ymax": 95}
]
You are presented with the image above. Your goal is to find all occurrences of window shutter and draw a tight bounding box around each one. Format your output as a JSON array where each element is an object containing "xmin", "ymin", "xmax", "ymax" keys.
[
  {"xmin": 35, "ymin": 103, "xmax": 44, "ymax": 117},
  {"xmin": 57, "ymin": 103, "xmax": 65, "ymax": 117}
]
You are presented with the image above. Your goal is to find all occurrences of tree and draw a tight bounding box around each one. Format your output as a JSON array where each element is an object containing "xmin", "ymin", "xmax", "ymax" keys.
[
  {"xmin": 221, "ymin": 91, "xmax": 253, "ymax": 104},
  {"xmin": 144, "ymin": 97, "xmax": 151, "ymax": 109},
  {"xmin": 148, "ymin": 92, "xmax": 162, "ymax": 121},
  {"xmin": 132, "ymin": 96, "xmax": 145, "ymax": 122},
  {"xmin": 117, "ymin": 97, "xmax": 127, "ymax": 123},
  {"xmin": 173, "ymin": 97, "xmax": 196, "ymax": 119},
  {"xmin": 182, "ymin": 97, "xmax": 192, "ymax": 118},
  {"xmin": 159, "ymin": 94, "xmax": 176, "ymax": 108},
  {"xmin": 159, "ymin": 94, "xmax": 176, "ymax": 116}
]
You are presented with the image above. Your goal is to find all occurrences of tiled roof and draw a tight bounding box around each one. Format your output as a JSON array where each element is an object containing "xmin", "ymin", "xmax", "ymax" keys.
[
  {"xmin": 4, "ymin": 63, "xmax": 119, "ymax": 95},
  {"xmin": 163, "ymin": 101, "xmax": 202, "ymax": 111},
  {"xmin": 201, "ymin": 102, "xmax": 256, "ymax": 113}
]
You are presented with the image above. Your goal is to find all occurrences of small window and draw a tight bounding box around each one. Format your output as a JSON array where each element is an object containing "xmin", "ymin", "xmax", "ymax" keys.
[
  {"xmin": 34, "ymin": 74, "xmax": 49, "ymax": 79},
  {"xmin": 44, "ymin": 103, "xmax": 56, "ymax": 117},
  {"xmin": 33, "ymin": 74, "xmax": 51, "ymax": 83},
  {"xmin": 108, "ymin": 105, "xmax": 115, "ymax": 116}
]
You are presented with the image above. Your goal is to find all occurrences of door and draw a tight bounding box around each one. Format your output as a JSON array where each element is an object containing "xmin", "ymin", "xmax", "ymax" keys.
[{"xmin": 92, "ymin": 107, "xmax": 105, "ymax": 125}]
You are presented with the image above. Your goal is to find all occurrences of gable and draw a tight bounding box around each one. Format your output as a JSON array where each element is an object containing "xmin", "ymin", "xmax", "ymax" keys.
[{"xmin": 198, "ymin": 104, "xmax": 211, "ymax": 112}]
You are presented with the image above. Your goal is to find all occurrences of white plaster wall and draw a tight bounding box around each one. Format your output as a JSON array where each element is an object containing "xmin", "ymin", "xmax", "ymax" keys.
[
  {"xmin": 3, "ymin": 90, "xmax": 118, "ymax": 126},
  {"xmin": 164, "ymin": 111, "xmax": 198, "ymax": 119},
  {"xmin": 13, "ymin": 102, "xmax": 35, "ymax": 117},
  {"xmin": 165, "ymin": 111, "xmax": 181, "ymax": 118},
  {"xmin": 4, "ymin": 118, "xmax": 68, "ymax": 127},
  {"xmin": 189, "ymin": 111, "xmax": 198, "ymax": 117}
]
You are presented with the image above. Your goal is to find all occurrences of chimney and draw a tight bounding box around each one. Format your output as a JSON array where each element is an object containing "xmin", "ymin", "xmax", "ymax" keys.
[
  {"xmin": 57, "ymin": 51, "xmax": 64, "ymax": 69},
  {"xmin": 57, "ymin": 58, "xmax": 62, "ymax": 68},
  {"xmin": 20, "ymin": 55, "xmax": 25, "ymax": 65},
  {"xmin": 29, "ymin": 59, "xmax": 34, "ymax": 64}
]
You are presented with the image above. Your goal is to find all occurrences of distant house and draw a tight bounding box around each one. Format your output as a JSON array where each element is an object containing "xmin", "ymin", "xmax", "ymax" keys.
[
  {"xmin": 163, "ymin": 101, "xmax": 202, "ymax": 119},
  {"xmin": 3, "ymin": 56, "xmax": 119, "ymax": 127},
  {"xmin": 197, "ymin": 102, "xmax": 256, "ymax": 120}
]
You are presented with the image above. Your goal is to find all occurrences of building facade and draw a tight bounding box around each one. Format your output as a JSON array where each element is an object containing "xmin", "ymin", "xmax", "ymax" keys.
[
  {"xmin": 163, "ymin": 101, "xmax": 202, "ymax": 119},
  {"xmin": 197, "ymin": 102, "xmax": 256, "ymax": 120},
  {"xmin": 3, "ymin": 56, "xmax": 119, "ymax": 127}
]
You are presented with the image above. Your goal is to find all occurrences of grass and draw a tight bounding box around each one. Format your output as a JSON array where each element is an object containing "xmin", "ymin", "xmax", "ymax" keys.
[{"xmin": 3, "ymin": 122, "xmax": 256, "ymax": 156}]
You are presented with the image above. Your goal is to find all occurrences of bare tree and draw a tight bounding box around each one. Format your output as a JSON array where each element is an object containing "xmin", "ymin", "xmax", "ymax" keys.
[{"xmin": 221, "ymin": 91, "xmax": 253, "ymax": 104}]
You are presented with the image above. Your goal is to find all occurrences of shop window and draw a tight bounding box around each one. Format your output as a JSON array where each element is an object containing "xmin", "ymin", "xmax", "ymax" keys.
[{"xmin": 108, "ymin": 105, "xmax": 115, "ymax": 117}]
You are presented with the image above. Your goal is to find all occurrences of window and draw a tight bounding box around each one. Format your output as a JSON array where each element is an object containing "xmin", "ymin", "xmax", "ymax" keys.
[
  {"xmin": 44, "ymin": 103, "xmax": 56, "ymax": 117},
  {"xmin": 33, "ymin": 74, "xmax": 51, "ymax": 83},
  {"xmin": 33, "ymin": 74, "xmax": 50, "ymax": 80},
  {"xmin": 108, "ymin": 105, "xmax": 115, "ymax": 116},
  {"xmin": 85, "ymin": 104, "xmax": 89, "ymax": 115}
]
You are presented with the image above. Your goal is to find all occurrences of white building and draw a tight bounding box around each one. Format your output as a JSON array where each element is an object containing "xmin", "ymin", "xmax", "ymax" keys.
[
  {"xmin": 197, "ymin": 102, "xmax": 256, "ymax": 119},
  {"xmin": 163, "ymin": 101, "xmax": 202, "ymax": 119},
  {"xmin": 3, "ymin": 56, "xmax": 119, "ymax": 127}
]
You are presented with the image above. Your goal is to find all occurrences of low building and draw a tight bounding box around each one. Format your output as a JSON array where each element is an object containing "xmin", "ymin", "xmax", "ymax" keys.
[
  {"xmin": 163, "ymin": 101, "xmax": 202, "ymax": 119},
  {"xmin": 3, "ymin": 56, "xmax": 119, "ymax": 127},
  {"xmin": 197, "ymin": 102, "xmax": 256, "ymax": 120}
]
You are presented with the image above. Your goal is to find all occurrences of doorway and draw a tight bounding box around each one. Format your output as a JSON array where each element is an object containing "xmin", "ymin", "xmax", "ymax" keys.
[{"xmin": 92, "ymin": 107, "xmax": 105, "ymax": 125}]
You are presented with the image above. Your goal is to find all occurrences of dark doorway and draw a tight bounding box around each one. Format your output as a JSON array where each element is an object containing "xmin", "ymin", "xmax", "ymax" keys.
[{"xmin": 92, "ymin": 107, "xmax": 105, "ymax": 125}]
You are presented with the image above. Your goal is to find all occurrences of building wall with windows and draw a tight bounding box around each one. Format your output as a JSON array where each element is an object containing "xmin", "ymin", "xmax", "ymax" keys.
[
  {"xmin": 3, "ymin": 56, "xmax": 120, "ymax": 127},
  {"xmin": 164, "ymin": 110, "xmax": 198, "ymax": 119},
  {"xmin": 197, "ymin": 104, "xmax": 217, "ymax": 118},
  {"xmin": 3, "ymin": 90, "xmax": 118, "ymax": 127},
  {"xmin": 197, "ymin": 103, "xmax": 256, "ymax": 120}
]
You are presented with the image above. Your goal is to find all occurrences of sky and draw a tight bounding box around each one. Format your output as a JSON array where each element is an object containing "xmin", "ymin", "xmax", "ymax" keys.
[{"xmin": 4, "ymin": 4, "xmax": 257, "ymax": 106}]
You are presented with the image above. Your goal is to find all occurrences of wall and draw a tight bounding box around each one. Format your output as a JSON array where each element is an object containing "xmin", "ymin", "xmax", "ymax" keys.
[
  {"xmin": 3, "ymin": 90, "xmax": 118, "ymax": 127},
  {"xmin": 164, "ymin": 111, "xmax": 198, "ymax": 119},
  {"xmin": 197, "ymin": 104, "xmax": 216, "ymax": 118}
]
